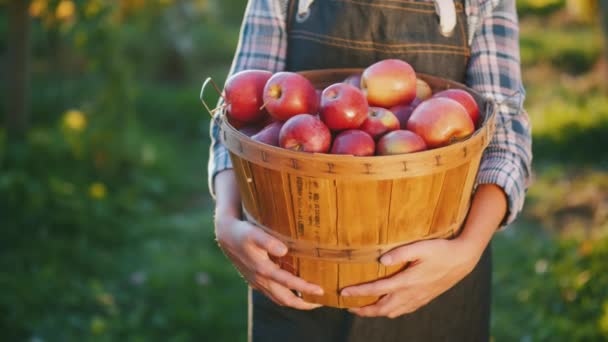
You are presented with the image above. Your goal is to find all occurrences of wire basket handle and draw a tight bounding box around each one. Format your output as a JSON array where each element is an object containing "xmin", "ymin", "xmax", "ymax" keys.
[{"xmin": 200, "ymin": 77, "xmax": 226, "ymax": 118}]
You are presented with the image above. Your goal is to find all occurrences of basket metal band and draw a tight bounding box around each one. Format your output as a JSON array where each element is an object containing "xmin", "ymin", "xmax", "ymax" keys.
[{"xmin": 243, "ymin": 209, "xmax": 460, "ymax": 263}]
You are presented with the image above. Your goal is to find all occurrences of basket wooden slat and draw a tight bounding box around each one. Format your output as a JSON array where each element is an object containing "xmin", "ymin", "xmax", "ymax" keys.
[{"xmin": 219, "ymin": 70, "xmax": 496, "ymax": 308}]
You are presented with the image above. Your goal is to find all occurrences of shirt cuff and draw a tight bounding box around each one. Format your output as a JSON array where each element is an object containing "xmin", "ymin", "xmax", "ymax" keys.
[{"xmin": 476, "ymin": 151, "xmax": 528, "ymax": 228}]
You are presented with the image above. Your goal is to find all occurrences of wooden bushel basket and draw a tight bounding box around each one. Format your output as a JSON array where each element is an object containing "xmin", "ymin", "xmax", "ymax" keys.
[{"xmin": 204, "ymin": 69, "xmax": 496, "ymax": 308}]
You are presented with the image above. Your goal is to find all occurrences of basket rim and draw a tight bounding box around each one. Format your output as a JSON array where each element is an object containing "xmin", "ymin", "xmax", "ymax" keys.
[{"xmin": 218, "ymin": 70, "xmax": 496, "ymax": 179}]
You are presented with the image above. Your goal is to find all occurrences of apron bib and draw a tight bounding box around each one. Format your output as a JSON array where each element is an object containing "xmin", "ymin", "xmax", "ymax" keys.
[
  {"xmin": 285, "ymin": 0, "xmax": 470, "ymax": 82},
  {"xmin": 250, "ymin": 2, "xmax": 491, "ymax": 341}
]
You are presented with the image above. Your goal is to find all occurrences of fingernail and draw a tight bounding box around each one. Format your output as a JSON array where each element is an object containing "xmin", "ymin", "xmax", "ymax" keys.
[
  {"xmin": 273, "ymin": 245, "xmax": 287, "ymax": 255},
  {"xmin": 380, "ymin": 255, "xmax": 393, "ymax": 266},
  {"xmin": 314, "ymin": 288, "xmax": 324, "ymax": 296},
  {"xmin": 341, "ymin": 290, "xmax": 351, "ymax": 297}
]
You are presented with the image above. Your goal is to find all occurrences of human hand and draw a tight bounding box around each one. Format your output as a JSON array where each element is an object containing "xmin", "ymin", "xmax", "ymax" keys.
[
  {"xmin": 341, "ymin": 183, "xmax": 507, "ymax": 318},
  {"xmin": 215, "ymin": 215, "xmax": 324, "ymax": 310},
  {"xmin": 341, "ymin": 237, "xmax": 481, "ymax": 318}
]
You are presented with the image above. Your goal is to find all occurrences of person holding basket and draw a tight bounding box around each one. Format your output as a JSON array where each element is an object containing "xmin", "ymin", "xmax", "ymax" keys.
[{"xmin": 208, "ymin": 0, "xmax": 532, "ymax": 340}]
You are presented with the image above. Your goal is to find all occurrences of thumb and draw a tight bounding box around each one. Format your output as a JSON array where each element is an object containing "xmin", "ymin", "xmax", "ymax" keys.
[
  {"xmin": 380, "ymin": 241, "xmax": 428, "ymax": 266},
  {"xmin": 247, "ymin": 224, "xmax": 289, "ymax": 257}
]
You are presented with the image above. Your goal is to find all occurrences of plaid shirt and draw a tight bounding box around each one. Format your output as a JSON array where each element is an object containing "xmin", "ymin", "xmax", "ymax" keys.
[{"xmin": 208, "ymin": 0, "xmax": 532, "ymax": 227}]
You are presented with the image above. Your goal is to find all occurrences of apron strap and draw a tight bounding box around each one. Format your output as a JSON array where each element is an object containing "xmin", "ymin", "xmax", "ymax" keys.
[
  {"xmin": 295, "ymin": 0, "xmax": 458, "ymax": 37},
  {"xmin": 434, "ymin": 0, "xmax": 458, "ymax": 37}
]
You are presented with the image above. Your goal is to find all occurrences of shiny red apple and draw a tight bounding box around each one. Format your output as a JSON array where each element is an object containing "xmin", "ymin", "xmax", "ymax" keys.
[
  {"xmin": 390, "ymin": 98, "xmax": 421, "ymax": 129},
  {"xmin": 279, "ymin": 114, "xmax": 331, "ymax": 153},
  {"xmin": 330, "ymin": 130, "xmax": 375, "ymax": 156},
  {"xmin": 360, "ymin": 107, "xmax": 400, "ymax": 140},
  {"xmin": 320, "ymin": 83, "xmax": 368, "ymax": 131},
  {"xmin": 433, "ymin": 89, "xmax": 480, "ymax": 127},
  {"xmin": 252, "ymin": 121, "xmax": 284, "ymax": 146},
  {"xmin": 224, "ymin": 70, "xmax": 272, "ymax": 124},
  {"xmin": 361, "ymin": 59, "xmax": 417, "ymax": 108},
  {"xmin": 263, "ymin": 72, "xmax": 318, "ymax": 121},
  {"xmin": 376, "ymin": 130, "xmax": 427, "ymax": 155},
  {"xmin": 406, "ymin": 97, "xmax": 474, "ymax": 148}
]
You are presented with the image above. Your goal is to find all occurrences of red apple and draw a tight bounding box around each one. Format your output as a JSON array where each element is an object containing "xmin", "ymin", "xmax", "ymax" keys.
[
  {"xmin": 320, "ymin": 83, "xmax": 368, "ymax": 130},
  {"xmin": 360, "ymin": 107, "xmax": 400, "ymax": 140},
  {"xmin": 315, "ymin": 89, "xmax": 323, "ymax": 113},
  {"xmin": 263, "ymin": 72, "xmax": 318, "ymax": 121},
  {"xmin": 390, "ymin": 98, "xmax": 421, "ymax": 129},
  {"xmin": 376, "ymin": 130, "xmax": 427, "ymax": 155},
  {"xmin": 406, "ymin": 97, "xmax": 474, "ymax": 148},
  {"xmin": 239, "ymin": 125, "xmax": 261, "ymax": 137},
  {"xmin": 416, "ymin": 78, "xmax": 433, "ymax": 100},
  {"xmin": 330, "ymin": 130, "xmax": 375, "ymax": 156},
  {"xmin": 224, "ymin": 70, "xmax": 272, "ymax": 123},
  {"xmin": 279, "ymin": 114, "xmax": 331, "ymax": 153},
  {"xmin": 343, "ymin": 74, "xmax": 362, "ymax": 88},
  {"xmin": 361, "ymin": 59, "xmax": 417, "ymax": 108},
  {"xmin": 252, "ymin": 121, "xmax": 284, "ymax": 146},
  {"xmin": 433, "ymin": 89, "xmax": 480, "ymax": 126}
]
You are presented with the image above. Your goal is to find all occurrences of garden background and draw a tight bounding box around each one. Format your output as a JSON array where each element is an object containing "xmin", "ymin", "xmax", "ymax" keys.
[{"xmin": 2, "ymin": 0, "xmax": 608, "ymax": 340}]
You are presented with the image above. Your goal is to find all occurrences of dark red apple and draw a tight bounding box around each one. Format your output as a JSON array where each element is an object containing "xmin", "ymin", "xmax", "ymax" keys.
[
  {"xmin": 330, "ymin": 130, "xmax": 375, "ymax": 156},
  {"xmin": 263, "ymin": 72, "xmax": 318, "ymax": 121},
  {"xmin": 224, "ymin": 70, "xmax": 272, "ymax": 123},
  {"xmin": 390, "ymin": 98, "xmax": 421, "ymax": 129},
  {"xmin": 376, "ymin": 130, "xmax": 427, "ymax": 155},
  {"xmin": 279, "ymin": 114, "xmax": 331, "ymax": 153},
  {"xmin": 239, "ymin": 125, "xmax": 261, "ymax": 137},
  {"xmin": 252, "ymin": 121, "xmax": 284, "ymax": 146},
  {"xmin": 361, "ymin": 59, "xmax": 417, "ymax": 108},
  {"xmin": 227, "ymin": 117, "xmax": 247, "ymax": 129},
  {"xmin": 406, "ymin": 97, "xmax": 474, "ymax": 148},
  {"xmin": 432, "ymin": 89, "xmax": 480, "ymax": 126},
  {"xmin": 320, "ymin": 83, "xmax": 368, "ymax": 130},
  {"xmin": 343, "ymin": 74, "xmax": 362, "ymax": 88},
  {"xmin": 315, "ymin": 89, "xmax": 323, "ymax": 113},
  {"xmin": 416, "ymin": 78, "xmax": 433, "ymax": 100},
  {"xmin": 360, "ymin": 107, "xmax": 400, "ymax": 140}
]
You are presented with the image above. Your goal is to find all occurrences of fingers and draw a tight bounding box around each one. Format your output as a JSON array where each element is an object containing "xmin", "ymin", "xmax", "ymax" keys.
[
  {"xmin": 225, "ymin": 235, "xmax": 324, "ymax": 296},
  {"xmin": 348, "ymin": 294, "xmax": 396, "ymax": 317},
  {"xmin": 245, "ymin": 224, "xmax": 288, "ymax": 257},
  {"xmin": 380, "ymin": 241, "xmax": 428, "ymax": 266},
  {"xmin": 257, "ymin": 264, "xmax": 324, "ymax": 296},
  {"xmin": 348, "ymin": 293, "xmax": 421, "ymax": 318},
  {"xmin": 266, "ymin": 281, "xmax": 323, "ymax": 310},
  {"xmin": 341, "ymin": 272, "xmax": 410, "ymax": 297},
  {"xmin": 217, "ymin": 219, "xmax": 325, "ymax": 303}
]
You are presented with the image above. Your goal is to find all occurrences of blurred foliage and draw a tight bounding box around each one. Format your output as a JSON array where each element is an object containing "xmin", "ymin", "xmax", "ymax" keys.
[
  {"xmin": 1, "ymin": 0, "xmax": 248, "ymax": 340},
  {"xmin": 493, "ymin": 225, "xmax": 608, "ymax": 341},
  {"xmin": 0, "ymin": 0, "xmax": 607, "ymax": 341}
]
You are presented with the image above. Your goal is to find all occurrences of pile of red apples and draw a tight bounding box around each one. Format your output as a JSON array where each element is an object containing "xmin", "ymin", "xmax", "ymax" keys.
[{"xmin": 223, "ymin": 59, "xmax": 480, "ymax": 156}]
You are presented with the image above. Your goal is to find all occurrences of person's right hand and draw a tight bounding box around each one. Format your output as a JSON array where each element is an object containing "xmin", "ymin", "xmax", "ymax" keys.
[{"xmin": 215, "ymin": 214, "xmax": 324, "ymax": 310}]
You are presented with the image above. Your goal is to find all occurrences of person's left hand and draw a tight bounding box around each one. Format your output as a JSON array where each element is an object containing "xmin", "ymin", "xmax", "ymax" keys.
[
  {"xmin": 341, "ymin": 183, "xmax": 508, "ymax": 318},
  {"xmin": 340, "ymin": 237, "xmax": 481, "ymax": 318}
]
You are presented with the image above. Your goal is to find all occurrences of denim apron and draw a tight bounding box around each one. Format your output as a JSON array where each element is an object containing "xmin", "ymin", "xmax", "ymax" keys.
[{"xmin": 250, "ymin": 1, "xmax": 491, "ymax": 340}]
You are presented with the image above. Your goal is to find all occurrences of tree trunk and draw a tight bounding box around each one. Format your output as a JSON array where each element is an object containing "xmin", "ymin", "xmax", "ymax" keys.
[
  {"xmin": 601, "ymin": 0, "xmax": 608, "ymax": 55},
  {"xmin": 601, "ymin": 0, "xmax": 608, "ymax": 92},
  {"xmin": 6, "ymin": 0, "xmax": 31, "ymax": 139}
]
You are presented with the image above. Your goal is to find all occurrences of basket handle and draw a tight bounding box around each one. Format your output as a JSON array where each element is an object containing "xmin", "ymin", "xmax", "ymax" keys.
[{"xmin": 199, "ymin": 77, "xmax": 226, "ymax": 119}]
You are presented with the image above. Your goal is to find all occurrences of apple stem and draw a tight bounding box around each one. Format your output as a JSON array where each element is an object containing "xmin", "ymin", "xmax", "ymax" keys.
[{"xmin": 259, "ymin": 99, "xmax": 271, "ymax": 111}]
